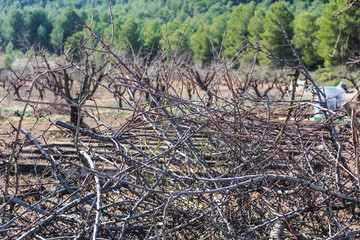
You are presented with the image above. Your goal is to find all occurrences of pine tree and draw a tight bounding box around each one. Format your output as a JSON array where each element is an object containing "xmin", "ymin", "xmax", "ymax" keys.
[
  {"xmin": 293, "ymin": 11, "xmax": 321, "ymax": 68},
  {"xmin": 316, "ymin": 0, "xmax": 360, "ymax": 68},
  {"xmin": 224, "ymin": 2, "xmax": 255, "ymax": 57},
  {"xmin": 259, "ymin": 1, "xmax": 294, "ymax": 67}
]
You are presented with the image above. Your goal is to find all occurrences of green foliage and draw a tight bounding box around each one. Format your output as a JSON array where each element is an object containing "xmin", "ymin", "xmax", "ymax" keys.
[
  {"xmin": 194, "ymin": 2, "xmax": 231, "ymax": 25},
  {"xmin": 143, "ymin": 19, "xmax": 162, "ymax": 56},
  {"xmin": 190, "ymin": 25, "xmax": 212, "ymax": 62},
  {"xmin": 4, "ymin": 8, "xmax": 52, "ymax": 50},
  {"xmin": 307, "ymin": 0, "xmax": 326, "ymax": 18},
  {"xmin": 1, "ymin": 40, "xmax": 22, "ymax": 67},
  {"xmin": 50, "ymin": 8, "xmax": 85, "ymax": 48},
  {"xmin": 209, "ymin": 14, "xmax": 229, "ymax": 50},
  {"xmin": 290, "ymin": 0, "xmax": 312, "ymax": 14},
  {"xmin": 224, "ymin": 2, "xmax": 255, "ymax": 57},
  {"xmin": 65, "ymin": 28, "xmax": 104, "ymax": 63},
  {"xmin": 160, "ymin": 21, "xmax": 192, "ymax": 58},
  {"xmin": 2, "ymin": 54, "xmax": 15, "ymax": 68},
  {"xmin": 190, "ymin": 14, "xmax": 228, "ymax": 63},
  {"xmin": 4, "ymin": 9, "xmax": 26, "ymax": 49},
  {"xmin": 311, "ymin": 65, "xmax": 346, "ymax": 85},
  {"xmin": 24, "ymin": 9, "xmax": 53, "ymax": 48},
  {"xmin": 0, "ymin": 0, "xmax": 111, "ymax": 11},
  {"xmin": 316, "ymin": 0, "xmax": 360, "ymax": 68},
  {"xmin": 90, "ymin": 10, "xmax": 111, "ymax": 37},
  {"xmin": 24, "ymin": 48, "xmax": 34, "ymax": 58},
  {"xmin": 5, "ymin": 41, "xmax": 14, "ymax": 54},
  {"xmin": 0, "ymin": 0, "xmax": 354, "ymax": 70},
  {"xmin": 64, "ymin": 31, "xmax": 87, "ymax": 62},
  {"xmin": 293, "ymin": 11, "xmax": 321, "ymax": 68},
  {"xmin": 113, "ymin": 18, "xmax": 141, "ymax": 54},
  {"xmin": 13, "ymin": 50, "xmax": 23, "ymax": 58},
  {"xmin": 259, "ymin": 1, "xmax": 294, "ymax": 67},
  {"xmin": 248, "ymin": 7, "xmax": 265, "ymax": 39}
]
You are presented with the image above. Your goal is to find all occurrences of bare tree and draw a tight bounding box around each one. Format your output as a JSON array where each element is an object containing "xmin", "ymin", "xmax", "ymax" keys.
[
  {"xmin": 187, "ymin": 68, "xmax": 215, "ymax": 107},
  {"xmin": 41, "ymin": 47, "xmax": 109, "ymax": 126}
]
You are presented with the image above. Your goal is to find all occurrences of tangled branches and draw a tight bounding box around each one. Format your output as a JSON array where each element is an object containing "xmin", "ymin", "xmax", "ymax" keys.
[{"xmin": 1, "ymin": 14, "xmax": 360, "ymax": 240}]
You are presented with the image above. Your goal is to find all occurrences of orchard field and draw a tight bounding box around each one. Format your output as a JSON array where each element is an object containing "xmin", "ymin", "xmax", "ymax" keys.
[{"xmin": 2, "ymin": 0, "xmax": 360, "ymax": 239}]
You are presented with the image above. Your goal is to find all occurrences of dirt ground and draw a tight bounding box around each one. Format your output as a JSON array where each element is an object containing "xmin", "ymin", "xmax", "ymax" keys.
[{"xmin": 1, "ymin": 82, "xmax": 357, "ymax": 135}]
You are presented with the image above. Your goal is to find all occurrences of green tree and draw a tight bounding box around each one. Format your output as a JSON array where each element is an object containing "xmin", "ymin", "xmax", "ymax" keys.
[
  {"xmin": 166, "ymin": 25, "xmax": 191, "ymax": 57},
  {"xmin": 176, "ymin": 4, "xmax": 190, "ymax": 22},
  {"xmin": 161, "ymin": 21, "xmax": 181, "ymax": 40},
  {"xmin": 197, "ymin": 2, "xmax": 231, "ymax": 25},
  {"xmin": 316, "ymin": 0, "xmax": 360, "ymax": 68},
  {"xmin": 103, "ymin": 17, "xmax": 123, "ymax": 46},
  {"xmin": 190, "ymin": 14, "xmax": 228, "ymax": 63},
  {"xmin": 116, "ymin": 19, "xmax": 141, "ymax": 53},
  {"xmin": 190, "ymin": 25, "xmax": 212, "ymax": 62},
  {"xmin": 24, "ymin": 9, "xmax": 53, "ymax": 48},
  {"xmin": 160, "ymin": 21, "xmax": 191, "ymax": 57},
  {"xmin": 5, "ymin": 41, "xmax": 14, "ymax": 54},
  {"xmin": 260, "ymin": 1, "xmax": 294, "ymax": 66},
  {"xmin": 209, "ymin": 14, "xmax": 229, "ymax": 50},
  {"xmin": 50, "ymin": 8, "xmax": 85, "ymax": 48},
  {"xmin": 0, "ymin": 19, "xmax": 3, "ymax": 43},
  {"xmin": 248, "ymin": 8, "xmax": 265, "ymax": 39},
  {"xmin": 224, "ymin": 2, "xmax": 255, "ymax": 57},
  {"xmin": 308, "ymin": 0, "xmax": 326, "ymax": 18},
  {"xmin": 65, "ymin": 31, "xmax": 87, "ymax": 62},
  {"xmin": 92, "ymin": 11, "xmax": 111, "ymax": 37},
  {"xmin": 2, "ymin": 41, "xmax": 21, "ymax": 68},
  {"xmin": 2, "ymin": 54, "xmax": 15, "ymax": 68},
  {"xmin": 293, "ymin": 11, "xmax": 321, "ymax": 68},
  {"xmin": 4, "ymin": 9, "xmax": 26, "ymax": 49},
  {"xmin": 290, "ymin": 0, "xmax": 311, "ymax": 14},
  {"xmin": 143, "ymin": 19, "xmax": 162, "ymax": 56}
]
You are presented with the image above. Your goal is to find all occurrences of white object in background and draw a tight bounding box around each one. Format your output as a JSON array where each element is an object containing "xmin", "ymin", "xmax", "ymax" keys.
[
  {"xmin": 314, "ymin": 86, "xmax": 345, "ymax": 120},
  {"xmin": 290, "ymin": 79, "xmax": 308, "ymax": 92}
]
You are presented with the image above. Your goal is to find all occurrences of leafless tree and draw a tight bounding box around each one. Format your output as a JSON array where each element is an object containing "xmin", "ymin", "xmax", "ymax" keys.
[{"xmin": 40, "ymin": 46, "xmax": 110, "ymax": 126}]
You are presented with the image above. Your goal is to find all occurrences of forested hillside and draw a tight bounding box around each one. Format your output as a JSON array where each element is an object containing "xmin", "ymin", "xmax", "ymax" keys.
[{"xmin": 0, "ymin": 0, "xmax": 358, "ymax": 69}]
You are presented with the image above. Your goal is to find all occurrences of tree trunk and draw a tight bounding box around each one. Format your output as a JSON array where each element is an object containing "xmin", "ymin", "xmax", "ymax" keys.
[{"xmin": 70, "ymin": 106, "xmax": 82, "ymax": 126}]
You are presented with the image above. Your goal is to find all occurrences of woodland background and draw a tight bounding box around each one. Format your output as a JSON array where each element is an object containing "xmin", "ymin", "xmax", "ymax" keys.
[{"xmin": 0, "ymin": 0, "xmax": 358, "ymax": 73}]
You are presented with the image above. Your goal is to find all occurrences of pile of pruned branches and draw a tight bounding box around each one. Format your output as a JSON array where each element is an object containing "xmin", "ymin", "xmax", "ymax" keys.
[{"xmin": 1, "ymin": 12, "xmax": 360, "ymax": 240}]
